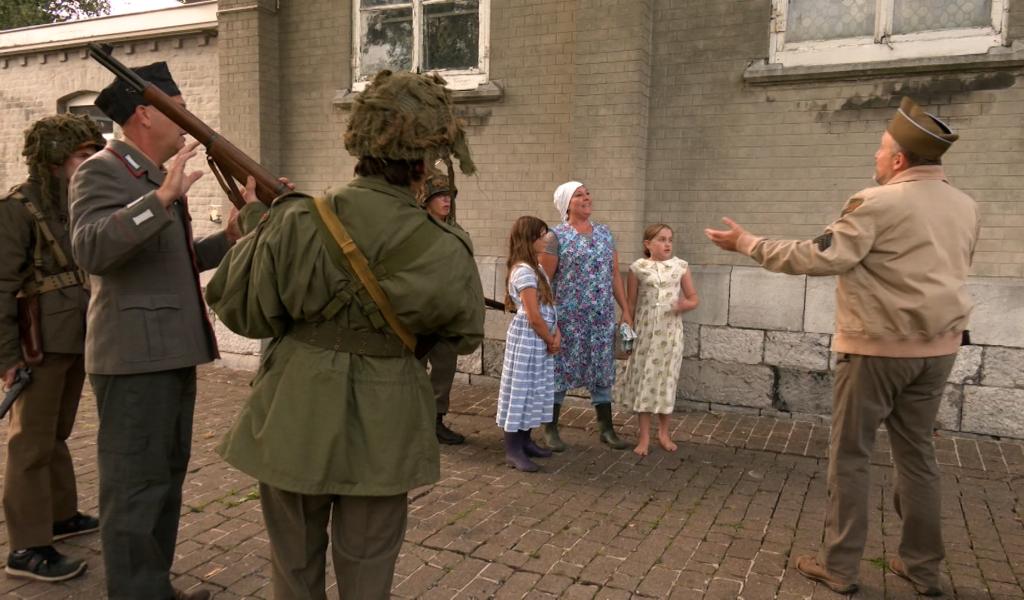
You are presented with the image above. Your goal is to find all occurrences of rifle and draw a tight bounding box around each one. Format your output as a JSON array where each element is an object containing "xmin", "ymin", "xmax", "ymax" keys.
[
  {"xmin": 87, "ymin": 43, "xmax": 289, "ymax": 208},
  {"xmin": 0, "ymin": 368, "xmax": 31, "ymax": 420},
  {"xmin": 484, "ymin": 297, "xmax": 506, "ymax": 311}
]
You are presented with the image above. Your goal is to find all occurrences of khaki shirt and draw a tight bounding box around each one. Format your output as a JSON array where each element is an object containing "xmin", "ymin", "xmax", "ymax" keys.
[
  {"xmin": 739, "ymin": 166, "xmax": 979, "ymax": 357},
  {"xmin": 0, "ymin": 178, "xmax": 89, "ymax": 370},
  {"xmin": 206, "ymin": 176, "xmax": 485, "ymax": 496}
]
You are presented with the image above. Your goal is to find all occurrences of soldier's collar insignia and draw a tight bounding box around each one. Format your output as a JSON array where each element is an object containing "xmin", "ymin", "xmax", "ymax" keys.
[{"xmin": 105, "ymin": 147, "xmax": 145, "ymax": 179}]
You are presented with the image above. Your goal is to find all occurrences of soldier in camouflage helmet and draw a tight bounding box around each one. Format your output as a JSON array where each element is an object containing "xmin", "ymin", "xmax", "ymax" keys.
[
  {"xmin": 417, "ymin": 172, "xmax": 469, "ymax": 444},
  {"xmin": 1, "ymin": 114, "xmax": 104, "ymax": 583},
  {"xmin": 206, "ymin": 69, "xmax": 484, "ymax": 599}
]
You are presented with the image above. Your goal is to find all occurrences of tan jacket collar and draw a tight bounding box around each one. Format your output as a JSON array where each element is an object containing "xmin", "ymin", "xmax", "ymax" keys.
[{"xmin": 886, "ymin": 165, "xmax": 948, "ymax": 186}]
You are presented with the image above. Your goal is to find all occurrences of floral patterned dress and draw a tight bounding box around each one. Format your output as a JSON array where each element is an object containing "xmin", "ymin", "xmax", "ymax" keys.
[
  {"xmin": 551, "ymin": 222, "xmax": 617, "ymax": 392},
  {"xmin": 615, "ymin": 257, "xmax": 688, "ymax": 414}
]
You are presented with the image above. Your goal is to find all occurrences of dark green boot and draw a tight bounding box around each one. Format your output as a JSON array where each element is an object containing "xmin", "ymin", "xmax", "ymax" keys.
[
  {"xmin": 595, "ymin": 403, "xmax": 629, "ymax": 450},
  {"xmin": 543, "ymin": 403, "xmax": 567, "ymax": 452}
]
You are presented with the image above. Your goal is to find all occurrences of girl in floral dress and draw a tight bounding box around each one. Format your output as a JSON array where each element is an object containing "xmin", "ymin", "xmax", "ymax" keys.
[
  {"xmin": 616, "ymin": 224, "xmax": 699, "ymax": 456},
  {"xmin": 496, "ymin": 216, "xmax": 560, "ymax": 472}
]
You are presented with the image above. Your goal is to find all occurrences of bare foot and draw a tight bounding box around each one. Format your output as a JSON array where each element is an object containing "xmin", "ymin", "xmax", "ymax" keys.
[
  {"xmin": 633, "ymin": 439, "xmax": 650, "ymax": 457},
  {"xmin": 657, "ymin": 435, "xmax": 677, "ymax": 452}
]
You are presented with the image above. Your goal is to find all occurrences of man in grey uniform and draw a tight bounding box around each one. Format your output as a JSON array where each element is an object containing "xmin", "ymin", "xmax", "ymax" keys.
[{"xmin": 69, "ymin": 61, "xmax": 253, "ymax": 600}]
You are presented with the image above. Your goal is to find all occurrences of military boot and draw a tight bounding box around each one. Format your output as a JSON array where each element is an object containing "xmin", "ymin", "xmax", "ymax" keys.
[
  {"xmin": 595, "ymin": 403, "xmax": 629, "ymax": 449},
  {"xmin": 543, "ymin": 403, "xmax": 567, "ymax": 452},
  {"xmin": 436, "ymin": 414, "xmax": 465, "ymax": 445}
]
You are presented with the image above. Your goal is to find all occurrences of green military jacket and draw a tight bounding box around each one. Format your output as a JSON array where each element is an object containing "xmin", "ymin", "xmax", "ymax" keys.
[
  {"xmin": 0, "ymin": 178, "xmax": 89, "ymax": 371},
  {"xmin": 206, "ymin": 176, "xmax": 485, "ymax": 496}
]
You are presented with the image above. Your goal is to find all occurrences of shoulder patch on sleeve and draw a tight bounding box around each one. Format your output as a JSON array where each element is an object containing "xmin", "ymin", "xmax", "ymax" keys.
[
  {"xmin": 840, "ymin": 197, "xmax": 864, "ymax": 217},
  {"xmin": 813, "ymin": 232, "xmax": 833, "ymax": 252}
]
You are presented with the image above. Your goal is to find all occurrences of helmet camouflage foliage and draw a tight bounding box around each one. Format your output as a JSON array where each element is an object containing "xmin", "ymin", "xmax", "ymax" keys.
[
  {"xmin": 23, "ymin": 113, "xmax": 105, "ymax": 175},
  {"xmin": 417, "ymin": 173, "xmax": 456, "ymax": 205},
  {"xmin": 344, "ymin": 70, "xmax": 475, "ymax": 176},
  {"xmin": 22, "ymin": 113, "xmax": 106, "ymax": 204}
]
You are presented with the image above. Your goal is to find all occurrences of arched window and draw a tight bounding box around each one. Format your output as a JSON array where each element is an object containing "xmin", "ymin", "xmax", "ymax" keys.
[{"xmin": 60, "ymin": 92, "xmax": 116, "ymax": 140}]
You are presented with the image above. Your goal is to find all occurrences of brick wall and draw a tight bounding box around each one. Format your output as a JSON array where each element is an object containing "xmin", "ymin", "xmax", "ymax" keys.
[
  {"xmin": 0, "ymin": 34, "xmax": 222, "ymax": 238},
  {"xmin": 647, "ymin": 0, "xmax": 1024, "ymax": 278}
]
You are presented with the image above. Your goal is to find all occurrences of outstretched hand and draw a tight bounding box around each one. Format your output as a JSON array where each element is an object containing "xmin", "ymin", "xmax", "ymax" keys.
[{"xmin": 704, "ymin": 217, "xmax": 747, "ymax": 253}]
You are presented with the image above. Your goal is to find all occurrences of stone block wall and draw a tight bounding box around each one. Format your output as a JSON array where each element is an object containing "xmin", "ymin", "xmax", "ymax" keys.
[{"xmin": 459, "ymin": 263, "xmax": 1024, "ymax": 438}]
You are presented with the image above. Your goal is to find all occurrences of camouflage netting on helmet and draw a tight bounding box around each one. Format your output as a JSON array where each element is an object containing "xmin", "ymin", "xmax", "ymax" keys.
[
  {"xmin": 22, "ymin": 113, "xmax": 105, "ymax": 205},
  {"xmin": 344, "ymin": 70, "xmax": 476, "ymax": 175},
  {"xmin": 416, "ymin": 173, "xmax": 455, "ymax": 205}
]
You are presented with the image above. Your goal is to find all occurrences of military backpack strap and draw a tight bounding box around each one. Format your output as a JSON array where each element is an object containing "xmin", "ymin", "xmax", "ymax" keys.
[
  {"xmin": 15, "ymin": 195, "xmax": 88, "ymax": 297},
  {"xmin": 307, "ymin": 196, "xmax": 417, "ymax": 353},
  {"xmin": 20, "ymin": 198, "xmax": 72, "ymax": 269}
]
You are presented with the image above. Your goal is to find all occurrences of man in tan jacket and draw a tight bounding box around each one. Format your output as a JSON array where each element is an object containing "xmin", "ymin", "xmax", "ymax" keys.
[{"xmin": 706, "ymin": 97, "xmax": 979, "ymax": 597}]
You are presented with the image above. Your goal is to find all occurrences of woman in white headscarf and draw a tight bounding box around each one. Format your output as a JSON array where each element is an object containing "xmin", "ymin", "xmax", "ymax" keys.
[{"xmin": 538, "ymin": 182, "xmax": 632, "ymax": 451}]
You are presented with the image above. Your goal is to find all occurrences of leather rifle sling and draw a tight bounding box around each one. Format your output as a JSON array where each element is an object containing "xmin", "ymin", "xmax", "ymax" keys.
[{"xmin": 310, "ymin": 195, "xmax": 417, "ymax": 353}]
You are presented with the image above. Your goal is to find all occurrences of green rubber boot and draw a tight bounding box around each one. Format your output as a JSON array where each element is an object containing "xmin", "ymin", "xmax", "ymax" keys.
[
  {"xmin": 595, "ymin": 403, "xmax": 629, "ymax": 450},
  {"xmin": 543, "ymin": 403, "xmax": 567, "ymax": 452}
]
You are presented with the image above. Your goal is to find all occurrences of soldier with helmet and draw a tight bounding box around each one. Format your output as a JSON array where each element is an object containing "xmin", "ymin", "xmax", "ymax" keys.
[
  {"xmin": 206, "ymin": 69, "xmax": 485, "ymax": 598},
  {"xmin": 0, "ymin": 114, "xmax": 104, "ymax": 582},
  {"xmin": 418, "ymin": 172, "xmax": 468, "ymax": 444}
]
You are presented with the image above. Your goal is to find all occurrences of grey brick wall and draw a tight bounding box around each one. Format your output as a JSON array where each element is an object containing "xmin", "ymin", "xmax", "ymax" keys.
[{"xmin": 0, "ymin": 35, "xmax": 222, "ymax": 238}]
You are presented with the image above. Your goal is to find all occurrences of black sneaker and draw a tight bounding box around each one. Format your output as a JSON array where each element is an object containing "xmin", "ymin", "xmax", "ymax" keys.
[
  {"xmin": 5, "ymin": 546, "xmax": 86, "ymax": 582},
  {"xmin": 436, "ymin": 415, "xmax": 466, "ymax": 445},
  {"xmin": 53, "ymin": 512, "xmax": 99, "ymax": 541}
]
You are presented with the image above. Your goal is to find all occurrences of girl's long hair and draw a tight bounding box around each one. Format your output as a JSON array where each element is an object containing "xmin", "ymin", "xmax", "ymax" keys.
[
  {"xmin": 642, "ymin": 223, "xmax": 673, "ymax": 258},
  {"xmin": 505, "ymin": 216, "xmax": 555, "ymax": 310}
]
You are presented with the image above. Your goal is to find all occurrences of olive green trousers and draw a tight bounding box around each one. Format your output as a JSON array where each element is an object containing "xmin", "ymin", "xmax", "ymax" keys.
[
  {"xmin": 421, "ymin": 340, "xmax": 458, "ymax": 414},
  {"xmin": 260, "ymin": 483, "xmax": 408, "ymax": 600},
  {"xmin": 3, "ymin": 352, "xmax": 84, "ymax": 549},
  {"xmin": 820, "ymin": 352, "xmax": 956, "ymax": 588}
]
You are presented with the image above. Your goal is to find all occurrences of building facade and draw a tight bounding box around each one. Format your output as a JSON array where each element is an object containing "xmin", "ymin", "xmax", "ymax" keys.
[{"xmin": 2, "ymin": 0, "xmax": 1022, "ymax": 437}]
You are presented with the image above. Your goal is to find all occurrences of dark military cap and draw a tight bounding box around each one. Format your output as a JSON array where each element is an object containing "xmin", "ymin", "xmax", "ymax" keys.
[{"xmin": 95, "ymin": 61, "xmax": 181, "ymax": 125}]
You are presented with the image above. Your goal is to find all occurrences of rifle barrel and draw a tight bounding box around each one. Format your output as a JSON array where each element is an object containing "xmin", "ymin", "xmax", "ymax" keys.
[{"xmin": 86, "ymin": 43, "xmax": 288, "ymax": 207}]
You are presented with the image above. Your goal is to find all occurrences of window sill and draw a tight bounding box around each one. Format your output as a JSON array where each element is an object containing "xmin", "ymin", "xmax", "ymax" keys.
[
  {"xmin": 744, "ymin": 42, "xmax": 1024, "ymax": 85},
  {"xmin": 333, "ymin": 79, "xmax": 504, "ymax": 110}
]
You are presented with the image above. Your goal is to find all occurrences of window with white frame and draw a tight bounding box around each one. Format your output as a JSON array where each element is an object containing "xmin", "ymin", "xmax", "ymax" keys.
[
  {"xmin": 352, "ymin": 0, "xmax": 489, "ymax": 90},
  {"xmin": 769, "ymin": 0, "xmax": 1009, "ymax": 67},
  {"xmin": 61, "ymin": 92, "xmax": 115, "ymax": 140}
]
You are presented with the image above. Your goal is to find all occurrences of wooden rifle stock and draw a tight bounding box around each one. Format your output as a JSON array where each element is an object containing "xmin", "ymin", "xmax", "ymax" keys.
[{"xmin": 87, "ymin": 43, "xmax": 287, "ymax": 208}]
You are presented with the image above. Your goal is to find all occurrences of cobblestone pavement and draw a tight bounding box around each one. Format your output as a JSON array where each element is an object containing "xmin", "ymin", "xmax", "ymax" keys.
[{"xmin": 1, "ymin": 365, "xmax": 1023, "ymax": 599}]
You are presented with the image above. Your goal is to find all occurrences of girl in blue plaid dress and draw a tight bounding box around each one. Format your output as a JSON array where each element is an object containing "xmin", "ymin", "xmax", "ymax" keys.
[{"xmin": 496, "ymin": 216, "xmax": 560, "ymax": 472}]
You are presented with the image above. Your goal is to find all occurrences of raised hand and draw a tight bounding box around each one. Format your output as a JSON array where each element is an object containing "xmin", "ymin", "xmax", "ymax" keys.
[{"xmin": 156, "ymin": 141, "xmax": 204, "ymax": 207}]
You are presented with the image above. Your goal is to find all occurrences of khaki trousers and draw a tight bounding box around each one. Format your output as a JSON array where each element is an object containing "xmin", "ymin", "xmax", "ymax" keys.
[
  {"xmin": 421, "ymin": 340, "xmax": 457, "ymax": 415},
  {"xmin": 3, "ymin": 352, "xmax": 84, "ymax": 549},
  {"xmin": 260, "ymin": 483, "xmax": 408, "ymax": 600},
  {"xmin": 820, "ymin": 352, "xmax": 956, "ymax": 588}
]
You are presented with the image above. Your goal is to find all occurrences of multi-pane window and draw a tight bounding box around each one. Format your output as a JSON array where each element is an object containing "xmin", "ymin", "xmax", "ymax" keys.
[
  {"xmin": 770, "ymin": 0, "xmax": 1008, "ymax": 66},
  {"xmin": 352, "ymin": 0, "xmax": 488, "ymax": 89}
]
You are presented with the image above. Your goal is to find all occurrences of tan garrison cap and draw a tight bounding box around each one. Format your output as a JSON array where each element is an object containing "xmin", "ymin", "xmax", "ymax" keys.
[{"xmin": 887, "ymin": 97, "xmax": 958, "ymax": 160}]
